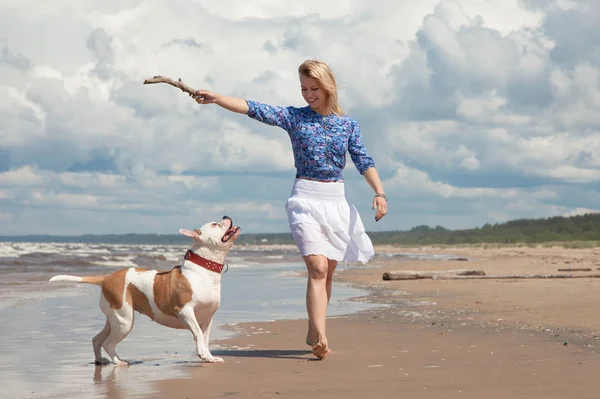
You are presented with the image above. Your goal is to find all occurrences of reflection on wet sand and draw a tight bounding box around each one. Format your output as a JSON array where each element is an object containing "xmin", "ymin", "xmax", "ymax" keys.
[{"xmin": 93, "ymin": 364, "xmax": 158, "ymax": 399}]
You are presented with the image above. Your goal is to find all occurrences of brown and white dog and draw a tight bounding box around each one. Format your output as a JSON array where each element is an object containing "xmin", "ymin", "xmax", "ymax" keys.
[{"xmin": 49, "ymin": 216, "xmax": 241, "ymax": 366}]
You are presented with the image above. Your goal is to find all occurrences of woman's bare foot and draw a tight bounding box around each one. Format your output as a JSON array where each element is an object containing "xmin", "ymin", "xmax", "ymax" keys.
[{"xmin": 312, "ymin": 342, "xmax": 331, "ymax": 360}]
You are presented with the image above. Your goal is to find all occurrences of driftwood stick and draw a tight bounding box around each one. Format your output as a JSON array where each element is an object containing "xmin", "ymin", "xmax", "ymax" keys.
[
  {"xmin": 143, "ymin": 76, "xmax": 198, "ymax": 95},
  {"xmin": 383, "ymin": 272, "xmax": 429, "ymax": 281},
  {"xmin": 557, "ymin": 268, "xmax": 592, "ymax": 272},
  {"xmin": 432, "ymin": 274, "xmax": 600, "ymax": 280},
  {"xmin": 382, "ymin": 270, "xmax": 485, "ymax": 281}
]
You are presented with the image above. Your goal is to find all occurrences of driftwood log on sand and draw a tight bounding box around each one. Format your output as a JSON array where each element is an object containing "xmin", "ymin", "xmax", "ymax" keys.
[
  {"xmin": 382, "ymin": 270, "xmax": 485, "ymax": 281},
  {"xmin": 557, "ymin": 268, "xmax": 592, "ymax": 272},
  {"xmin": 143, "ymin": 76, "xmax": 197, "ymax": 95}
]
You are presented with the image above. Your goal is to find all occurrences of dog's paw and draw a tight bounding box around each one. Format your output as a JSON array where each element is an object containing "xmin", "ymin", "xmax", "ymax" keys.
[
  {"xmin": 94, "ymin": 357, "xmax": 111, "ymax": 366},
  {"xmin": 201, "ymin": 356, "xmax": 224, "ymax": 363},
  {"xmin": 113, "ymin": 360, "xmax": 131, "ymax": 367}
]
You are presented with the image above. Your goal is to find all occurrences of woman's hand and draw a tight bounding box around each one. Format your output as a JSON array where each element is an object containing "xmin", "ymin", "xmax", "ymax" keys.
[
  {"xmin": 187, "ymin": 91, "xmax": 249, "ymax": 114},
  {"xmin": 373, "ymin": 195, "xmax": 387, "ymax": 222},
  {"xmin": 363, "ymin": 168, "xmax": 387, "ymax": 222},
  {"xmin": 189, "ymin": 90, "xmax": 219, "ymax": 104}
]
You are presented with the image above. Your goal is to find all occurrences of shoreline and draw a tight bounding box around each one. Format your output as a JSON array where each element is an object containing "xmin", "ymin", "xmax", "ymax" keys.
[{"xmin": 151, "ymin": 245, "xmax": 600, "ymax": 398}]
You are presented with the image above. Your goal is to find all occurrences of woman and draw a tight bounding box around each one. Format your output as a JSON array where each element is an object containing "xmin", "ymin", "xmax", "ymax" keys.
[{"xmin": 189, "ymin": 59, "xmax": 388, "ymax": 359}]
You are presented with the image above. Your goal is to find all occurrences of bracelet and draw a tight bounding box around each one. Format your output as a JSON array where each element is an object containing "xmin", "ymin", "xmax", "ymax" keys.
[{"xmin": 374, "ymin": 193, "xmax": 387, "ymax": 200}]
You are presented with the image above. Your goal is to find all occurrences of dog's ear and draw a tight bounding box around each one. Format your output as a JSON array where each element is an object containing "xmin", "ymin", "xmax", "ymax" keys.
[{"xmin": 179, "ymin": 229, "xmax": 201, "ymax": 239}]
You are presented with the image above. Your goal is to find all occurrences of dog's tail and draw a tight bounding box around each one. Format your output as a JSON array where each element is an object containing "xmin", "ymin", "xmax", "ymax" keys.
[{"xmin": 49, "ymin": 275, "xmax": 105, "ymax": 286}]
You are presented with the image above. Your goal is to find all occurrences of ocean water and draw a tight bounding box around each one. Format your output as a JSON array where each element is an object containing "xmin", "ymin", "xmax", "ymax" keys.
[{"xmin": 0, "ymin": 242, "xmax": 387, "ymax": 398}]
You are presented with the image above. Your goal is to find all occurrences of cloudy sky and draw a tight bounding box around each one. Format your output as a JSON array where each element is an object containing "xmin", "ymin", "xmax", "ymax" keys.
[{"xmin": 1, "ymin": 0, "xmax": 599, "ymax": 236}]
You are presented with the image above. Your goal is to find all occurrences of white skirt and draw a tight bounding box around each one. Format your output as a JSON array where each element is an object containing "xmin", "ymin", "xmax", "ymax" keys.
[{"xmin": 285, "ymin": 178, "xmax": 375, "ymax": 264}]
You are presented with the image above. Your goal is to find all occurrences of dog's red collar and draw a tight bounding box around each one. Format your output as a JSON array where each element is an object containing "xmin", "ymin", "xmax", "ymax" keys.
[{"xmin": 184, "ymin": 250, "xmax": 224, "ymax": 274}]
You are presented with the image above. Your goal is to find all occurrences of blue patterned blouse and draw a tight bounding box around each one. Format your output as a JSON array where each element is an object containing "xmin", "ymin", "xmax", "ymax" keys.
[{"xmin": 246, "ymin": 100, "xmax": 375, "ymax": 181}]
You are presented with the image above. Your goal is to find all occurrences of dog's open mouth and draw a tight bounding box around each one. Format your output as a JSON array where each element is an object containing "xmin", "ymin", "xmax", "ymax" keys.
[{"xmin": 222, "ymin": 225, "xmax": 241, "ymax": 243}]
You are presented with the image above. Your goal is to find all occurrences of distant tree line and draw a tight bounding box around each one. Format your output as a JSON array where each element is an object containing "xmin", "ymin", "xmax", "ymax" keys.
[
  {"xmin": 2, "ymin": 213, "xmax": 599, "ymax": 246},
  {"xmin": 366, "ymin": 212, "xmax": 600, "ymax": 245}
]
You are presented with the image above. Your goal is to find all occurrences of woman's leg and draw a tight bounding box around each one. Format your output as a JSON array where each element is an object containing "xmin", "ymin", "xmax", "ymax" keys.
[
  {"xmin": 307, "ymin": 258, "xmax": 337, "ymax": 346},
  {"xmin": 304, "ymin": 255, "xmax": 337, "ymax": 359}
]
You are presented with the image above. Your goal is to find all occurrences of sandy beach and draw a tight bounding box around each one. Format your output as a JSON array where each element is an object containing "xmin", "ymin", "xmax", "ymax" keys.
[{"xmin": 150, "ymin": 245, "xmax": 600, "ymax": 399}]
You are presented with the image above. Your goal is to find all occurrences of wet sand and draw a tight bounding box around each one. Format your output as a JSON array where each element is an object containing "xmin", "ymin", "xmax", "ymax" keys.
[{"xmin": 151, "ymin": 245, "xmax": 600, "ymax": 399}]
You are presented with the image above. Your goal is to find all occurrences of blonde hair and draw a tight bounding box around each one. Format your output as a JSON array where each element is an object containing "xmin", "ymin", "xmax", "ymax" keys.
[{"xmin": 298, "ymin": 59, "xmax": 343, "ymax": 116}]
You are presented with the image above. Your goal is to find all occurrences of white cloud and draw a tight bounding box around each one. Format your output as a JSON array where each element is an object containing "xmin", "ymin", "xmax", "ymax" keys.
[
  {"xmin": 0, "ymin": 166, "xmax": 44, "ymax": 185},
  {"xmin": 385, "ymin": 162, "xmax": 518, "ymax": 198},
  {"xmin": 0, "ymin": 0, "xmax": 599, "ymax": 235},
  {"xmin": 542, "ymin": 165, "xmax": 600, "ymax": 183},
  {"xmin": 562, "ymin": 207, "xmax": 599, "ymax": 217},
  {"xmin": 531, "ymin": 188, "xmax": 558, "ymax": 200}
]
